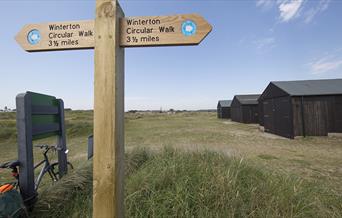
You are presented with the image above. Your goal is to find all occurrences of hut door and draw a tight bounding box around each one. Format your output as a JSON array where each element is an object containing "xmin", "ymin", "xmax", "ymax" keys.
[
  {"xmin": 263, "ymin": 100, "xmax": 274, "ymax": 133},
  {"xmin": 302, "ymin": 98, "xmax": 328, "ymax": 136},
  {"xmin": 274, "ymin": 97, "xmax": 292, "ymax": 138},
  {"xmin": 335, "ymin": 96, "xmax": 342, "ymax": 132}
]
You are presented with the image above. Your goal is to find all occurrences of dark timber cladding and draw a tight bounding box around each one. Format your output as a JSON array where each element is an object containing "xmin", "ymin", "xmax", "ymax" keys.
[
  {"xmin": 217, "ymin": 100, "xmax": 232, "ymax": 119},
  {"xmin": 259, "ymin": 79, "xmax": 342, "ymax": 139},
  {"xmin": 231, "ymin": 95, "xmax": 260, "ymax": 123}
]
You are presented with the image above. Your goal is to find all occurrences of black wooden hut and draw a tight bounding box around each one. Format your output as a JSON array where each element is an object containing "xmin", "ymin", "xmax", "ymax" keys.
[
  {"xmin": 231, "ymin": 95, "xmax": 260, "ymax": 123},
  {"xmin": 258, "ymin": 79, "xmax": 342, "ymax": 138},
  {"xmin": 217, "ymin": 100, "xmax": 232, "ymax": 119}
]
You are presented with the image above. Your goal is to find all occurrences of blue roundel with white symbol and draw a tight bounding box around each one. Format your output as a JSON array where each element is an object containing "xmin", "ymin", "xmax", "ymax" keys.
[
  {"xmin": 27, "ymin": 29, "xmax": 41, "ymax": 45},
  {"xmin": 182, "ymin": 20, "xmax": 197, "ymax": 36}
]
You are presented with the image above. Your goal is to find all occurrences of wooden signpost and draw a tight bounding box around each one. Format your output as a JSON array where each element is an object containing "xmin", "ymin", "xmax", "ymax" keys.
[
  {"xmin": 16, "ymin": 0, "xmax": 212, "ymax": 217},
  {"xmin": 16, "ymin": 15, "xmax": 211, "ymax": 51}
]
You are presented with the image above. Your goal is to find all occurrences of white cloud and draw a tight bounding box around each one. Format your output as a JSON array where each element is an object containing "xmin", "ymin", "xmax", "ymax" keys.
[
  {"xmin": 256, "ymin": 0, "xmax": 331, "ymax": 23},
  {"xmin": 239, "ymin": 36, "xmax": 276, "ymax": 53},
  {"xmin": 256, "ymin": 0, "xmax": 275, "ymax": 10},
  {"xmin": 304, "ymin": 0, "xmax": 330, "ymax": 23},
  {"xmin": 253, "ymin": 37, "xmax": 276, "ymax": 50},
  {"xmin": 308, "ymin": 56, "xmax": 342, "ymax": 74},
  {"xmin": 278, "ymin": 0, "xmax": 304, "ymax": 22}
]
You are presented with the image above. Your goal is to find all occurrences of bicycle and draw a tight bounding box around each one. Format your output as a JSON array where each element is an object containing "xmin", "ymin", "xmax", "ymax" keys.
[
  {"xmin": 33, "ymin": 144, "xmax": 74, "ymax": 190},
  {"xmin": 0, "ymin": 144, "xmax": 73, "ymax": 206}
]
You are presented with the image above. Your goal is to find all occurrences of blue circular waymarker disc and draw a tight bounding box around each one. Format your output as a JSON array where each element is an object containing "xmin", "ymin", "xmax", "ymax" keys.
[
  {"xmin": 27, "ymin": 29, "xmax": 41, "ymax": 45},
  {"xmin": 182, "ymin": 20, "xmax": 197, "ymax": 36}
]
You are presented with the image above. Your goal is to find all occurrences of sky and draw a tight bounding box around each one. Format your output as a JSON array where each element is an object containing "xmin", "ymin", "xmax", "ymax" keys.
[{"xmin": 0, "ymin": 0, "xmax": 341, "ymax": 111}]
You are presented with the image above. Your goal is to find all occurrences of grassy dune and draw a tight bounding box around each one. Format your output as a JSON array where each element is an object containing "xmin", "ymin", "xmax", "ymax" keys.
[
  {"xmin": 32, "ymin": 148, "xmax": 341, "ymax": 217},
  {"xmin": 0, "ymin": 111, "xmax": 341, "ymax": 217}
]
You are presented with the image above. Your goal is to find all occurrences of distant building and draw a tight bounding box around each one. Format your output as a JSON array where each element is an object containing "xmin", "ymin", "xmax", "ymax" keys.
[
  {"xmin": 197, "ymin": 109, "xmax": 216, "ymax": 112},
  {"xmin": 231, "ymin": 95, "xmax": 260, "ymax": 124},
  {"xmin": 217, "ymin": 100, "xmax": 232, "ymax": 119},
  {"xmin": 2, "ymin": 106, "xmax": 12, "ymax": 112},
  {"xmin": 259, "ymin": 79, "xmax": 342, "ymax": 138}
]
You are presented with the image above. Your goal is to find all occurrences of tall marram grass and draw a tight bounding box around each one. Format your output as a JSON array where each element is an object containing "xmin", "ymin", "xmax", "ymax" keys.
[{"xmin": 32, "ymin": 148, "xmax": 341, "ymax": 218}]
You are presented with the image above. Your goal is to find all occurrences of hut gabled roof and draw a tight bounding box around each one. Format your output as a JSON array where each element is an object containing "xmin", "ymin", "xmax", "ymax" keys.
[
  {"xmin": 217, "ymin": 100, "xmax": 232, "ymax": 107},
  {"xmin": 234, "ymin": 95, "xmax": 260, "ymax": 105},
  {"xmin": 272, "ymin": 79, "xmax": 342, "ymax": 96}
]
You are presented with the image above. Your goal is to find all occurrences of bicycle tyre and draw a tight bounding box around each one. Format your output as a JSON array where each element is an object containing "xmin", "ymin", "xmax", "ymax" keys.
[{"xmin": 50, "ymin": 162, "xmax": 74, "ymax": 178}]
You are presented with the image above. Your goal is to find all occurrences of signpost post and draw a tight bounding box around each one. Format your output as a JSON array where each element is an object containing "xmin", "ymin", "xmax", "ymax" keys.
[
  {"xmin": 15, "ymin": 0, "xmax": 212, "ymax": 217},
  {"xmin": 93, "ymin": 1, "xmax": 125, "ymax": 217}
]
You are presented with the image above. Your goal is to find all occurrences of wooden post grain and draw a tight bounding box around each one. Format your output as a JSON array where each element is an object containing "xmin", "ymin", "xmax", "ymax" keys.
[{"xmin": 93, "ymin": 0, "xmax": 125, "ymax": 217}]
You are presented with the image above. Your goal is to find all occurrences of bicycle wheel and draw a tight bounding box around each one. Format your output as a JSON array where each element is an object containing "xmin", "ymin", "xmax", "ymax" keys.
[{"xmin": 50, "ymin": 162, "xmax": 74, "ymax": 178}]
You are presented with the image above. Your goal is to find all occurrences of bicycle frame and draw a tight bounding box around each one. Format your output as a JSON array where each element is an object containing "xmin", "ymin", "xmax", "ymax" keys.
[
  {"xmin": 33, "ymin": 147, "xmax": 58, "ymax": 191},
  {"xmin": 1, "ymin": 145, "xmax": 70, "ymax": 194}
]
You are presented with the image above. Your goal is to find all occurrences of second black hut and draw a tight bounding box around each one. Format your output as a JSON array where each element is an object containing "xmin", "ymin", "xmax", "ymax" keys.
[
  {"xmin": 217, "ymin": 100, "xmax": 232, "ymax": 119},
  {"xmin": 231, "ymin": 94, "xmax": 260, "ymax": 124}
]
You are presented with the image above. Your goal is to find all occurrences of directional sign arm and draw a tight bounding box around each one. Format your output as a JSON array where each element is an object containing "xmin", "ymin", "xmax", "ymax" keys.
[
  {"xmin": 120, "ymin": 13, "xmax": 212, "ymax": 47},
  {"xmin": 15, "ymin": 20, "xmax": 94, "ymax": 52}
]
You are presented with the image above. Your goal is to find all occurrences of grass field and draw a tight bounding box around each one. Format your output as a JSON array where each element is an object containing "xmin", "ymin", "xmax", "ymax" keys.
[{"xmin": 0, "ymin": 111, "xmax": 341, "ymax": 217}]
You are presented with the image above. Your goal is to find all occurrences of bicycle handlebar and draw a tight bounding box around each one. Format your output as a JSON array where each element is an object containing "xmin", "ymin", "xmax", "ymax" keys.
[
  {"xmin": 34, "ymin": 144, "xmax": 69, "ymax": 154},
  {"xmin": 0, "ymin": 145, "xmax": 67, "ymax": 170},
  {"xmin": 34, "ymin": 144, "xmax": 61, "ymax": 150}
]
